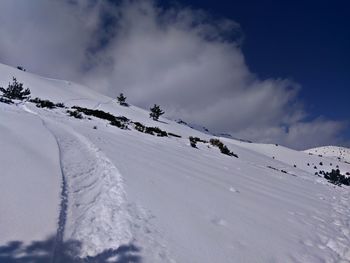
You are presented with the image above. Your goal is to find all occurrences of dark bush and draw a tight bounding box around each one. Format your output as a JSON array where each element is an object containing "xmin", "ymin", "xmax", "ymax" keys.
[
  {"xmin": 56, "ymin": 102, "xmax": 65, "ymax": 108},
  {"xmin": 30, "ymin": 98, "xmax": 55, "ymax": 109},
  {"xmin": 319, "ymin": 162, "xmax": 323, "ymax": 166},
  {"xmin": 177, "ymin": 119, "xmax": 188, "ymax": 125},
  {"xmin": 209, "ymin": 138, "xmax": 238, "ymax": 158},
  {"xmin": 0, "ymin": 77, "xmax": 30, "ymax": 100},
  {"xmin": 110, "ymin": 119, "xmax": 127, "ymax": 129},
  {"xmin": 324, "ymin": 169, "xmax": 350, "ymax": 186},
  {"xmin": 133, "ymin": 122, "xmax": 145, "ymax": 133},
  {"xmin": 0, "ymin": 97, "xmax": 13, "ymax": 104},
  {"xmin": 145, "ymin": 127, "xmax": 167, "ymax": 137},
  {"xmin": 132, "ymin": 122, "xmax": 167, "ymax": 136},
  {"xmin": 189, "ymin": 137, "xmax": 198, "ymax": 148},
  {"xmin": 168, "ymin": 132, "xmax": 182, "ymax": 138},
  {"xmin": 72, "ymin": 106, "xmax": 129, "ymax": 129},
  {"xmin": 191, "ymin": 137, "xmax": 207, "ymax": 143},
  {"xmin": 67, "ymin": 110, "xmax": 83, "ymax": 119},
  {"xmin": 267, "ymin": 166, "xmax": 279, "ymax": 171},
  {"xmin": 30, "ymin": 97, "xmax": 65, "ymax": 109}
]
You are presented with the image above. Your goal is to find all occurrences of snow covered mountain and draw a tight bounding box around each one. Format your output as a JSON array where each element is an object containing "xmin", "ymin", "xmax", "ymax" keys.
[
  {"xmin": 0, "ymin": 62, "xmax": 350, "ymax": 263},
  {"xmin": 305, "ymin": 146, "xmax": 350, "ymax": 164}
]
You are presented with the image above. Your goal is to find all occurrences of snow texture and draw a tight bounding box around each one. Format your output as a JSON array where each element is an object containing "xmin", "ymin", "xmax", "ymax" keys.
[{"xmin": 1, "ymin": 62, "xmax": 350, "ymax": 262}]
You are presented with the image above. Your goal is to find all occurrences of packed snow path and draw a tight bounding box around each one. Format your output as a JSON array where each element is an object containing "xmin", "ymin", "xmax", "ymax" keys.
[{"xmin": 44, "ymin": 121, "xmax": 133, "ymax": 258}]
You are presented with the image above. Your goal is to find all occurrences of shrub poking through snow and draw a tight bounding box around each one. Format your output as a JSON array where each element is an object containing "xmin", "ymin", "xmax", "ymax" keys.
[
  {"xmin": 189, "ymin": 137, "xmax": 197, "ymax": 148},
  {"xmin": 145, "ymin": 127, "xmax": 167, "ymax": 137},
  {"xmin": 132, "ymin": 122, "xmax": 168, "ymax": 137},
  {"xmin": 117, "ymin": 93, "xmax": 128, "ymax": 106},
  {"xmin": 56, "ymin": 102, "xmax": 65, "ymax": 108},
  {"xmin": 149, "ymin": 104, "xmax": 164, "ymax": 121},
  {"xmin": 168, "ymin": 132, "xmax": 181, "ymax": 138},
  {"xmin": 189, "ymin": 136, "xmax": 207, "ymax": 148},
  {"xmin": 324, "ymin": 169, "xmax": 350, "ymax": 186},
  {"xmin": 0, "ymin": 97, "xmax": 13, "ymax": 104},
  {"xmin": 67, "ymin": 110, "xmax": 83, "ymax": 119},
  {"xmin": 209, "ymin": 138, "xmax": 238, "ymax": 158},
  {"xmin": 134, "ymin": 122, "xmax": 145, "ymax": 133},
  {"xmin": 0, "ymin": 77, "xmax": 30, "ymax": 100},
  {"xmin": 30, "ymin": 97, "xmax": 65, "ymax": 109},
  {"xmin": 71, "ymin": 106, "xmax": 129, "ymax": 129}
]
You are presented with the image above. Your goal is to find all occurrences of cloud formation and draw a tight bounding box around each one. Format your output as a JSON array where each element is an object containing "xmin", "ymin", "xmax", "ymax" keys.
[{"xmin": 0, "ymin": 0, "xmax": 347, "ymax": 149}]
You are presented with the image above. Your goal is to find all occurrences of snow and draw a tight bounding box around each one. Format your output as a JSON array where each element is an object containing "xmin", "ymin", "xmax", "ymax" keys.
[
  {"xmin": 0, "ymin": 107, "xmax": 61, "ymax": 245},
  {"xmin": 1, "ymin": 62, "xmax": 350, "ymax": 262},
  {"xmin": 305, "ymin": 146, "xmax": 350, "ymax": 164}
]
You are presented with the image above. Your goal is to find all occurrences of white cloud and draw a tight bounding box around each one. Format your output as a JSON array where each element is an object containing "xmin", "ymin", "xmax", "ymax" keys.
[{"xmin": 0, "ymin": 0, "xmax": 347, "ymax": 149}]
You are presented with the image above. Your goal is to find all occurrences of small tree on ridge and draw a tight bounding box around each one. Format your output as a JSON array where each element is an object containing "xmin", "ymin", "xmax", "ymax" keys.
[
  {"xmin": 0, "ymin": 77, "xmax": 30, "ymax": 100},
  {"xmin": 117, "ymin": 93, "xmax": 128, "ymax": 106},
  {"xmin": 149, "ymin": 104, "xmax": 164, "ymax": 121}
]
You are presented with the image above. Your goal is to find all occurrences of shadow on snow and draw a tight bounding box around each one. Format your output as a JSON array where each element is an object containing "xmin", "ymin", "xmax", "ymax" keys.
[{"xmin": 0, "ymin": 236, "xmax": 141, "ymax": 263}]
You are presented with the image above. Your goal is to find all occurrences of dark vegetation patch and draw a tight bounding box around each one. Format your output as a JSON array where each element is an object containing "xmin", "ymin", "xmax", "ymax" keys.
[
  {"xmin": 267, "ymin": 166, "xmax": 279, "ymax": 171},
  {"xmin": 30, "ymin": 97, "xmax": 65, "ymax": 109},
  {"xmin": 72, "ymin": 106, "xmax": 129, "ymax": 129},
  {"xmin": 168, "ymin": 132, "xmax": 181, "ymax": 138},
  {"xmin": 0, "ymin": 97, "xmax": 13, "ymax": 104},
  {"xmin": 209, "ymin": 138, "xmax": 238, "ymax": 158},
  {"xmin": 177, "ymin": 119, "xmax": 188, "ymax": 125},
  {"xmin": 0, "ymin": 77, "xmax": 30, "ymax": 100},
  {"xmin": 189, "ymin": 136, "xmax": 208, "ymax": 148},
  {"xmin": 67, "ymin": 110, "xmax": 83, "ymax": 119},
  {"xmin": 324, "ymin": 169, "xmax": 350, "ymax": 186},
  {"xmin": 133, "ymin": 122, "xmax": 168, "ymax": 137}
]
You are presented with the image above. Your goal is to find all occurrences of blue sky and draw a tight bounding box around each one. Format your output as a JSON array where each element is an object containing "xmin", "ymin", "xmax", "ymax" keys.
[{"xmin": 174, "ymin": 0, "xmax": 350, "ymax": 133}]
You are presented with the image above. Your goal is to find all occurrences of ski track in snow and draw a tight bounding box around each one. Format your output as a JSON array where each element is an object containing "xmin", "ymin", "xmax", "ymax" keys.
[
  {"xmin": 45, "ymin": 120, "xmax": 133, "ymax": 258},
  {"xmin": 21, "ymin": 104, "xmax": 133, "ymax": 258},
  {"xmin": 21, "ymin": 104, "xmax": 175, "ymax": 262}
]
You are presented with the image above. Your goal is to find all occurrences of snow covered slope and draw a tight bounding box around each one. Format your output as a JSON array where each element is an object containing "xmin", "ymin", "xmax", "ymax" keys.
[
  {"xmin": 305, "ymin": 146, "xmax": 350, "ymax": 164},
  {"xmin": 1, "ymin": 62, "xmax": 350, "ymax": 263}
]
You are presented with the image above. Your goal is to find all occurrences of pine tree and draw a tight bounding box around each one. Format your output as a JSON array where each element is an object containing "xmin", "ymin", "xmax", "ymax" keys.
[
  {"xmin": 0, "ymin": 77, "xmax": 31, "ymax": 100},
  {"xmin": 149, "ymin": 104, "xmax": 164, "ymax": 121},
  {"xmin": 117, "ymin": 93, "xmax": 128, "ymax": 106}
]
